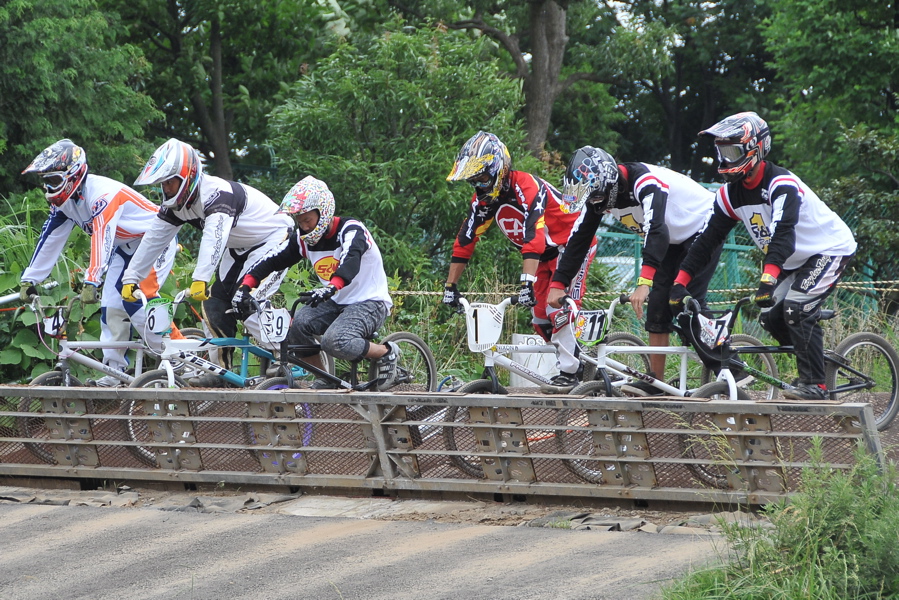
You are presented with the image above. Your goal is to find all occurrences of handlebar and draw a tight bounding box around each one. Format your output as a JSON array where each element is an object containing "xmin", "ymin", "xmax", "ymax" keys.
[{"xmin": 1, "ymin": 281, "xmax": 60, "ymax": 307}]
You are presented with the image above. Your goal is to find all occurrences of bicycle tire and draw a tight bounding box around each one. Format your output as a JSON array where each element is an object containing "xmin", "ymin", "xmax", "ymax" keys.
[
  {"xmin": 601, "ymin": 332, "xmax": 650, "ymax": 394},
  {"xmin": 443, "ymin": 379, "xmax": 509, "ymax": 478},
  {"xmin": 700, "ymin": 334, "xmax": 780, "ymax": 400},
  {"xmin": 171, "ymin": 327, "xmax": 211, "ymax": 378},
  {"xmin": 825, "ymin": 332, "xmax": 899, "ymax": 431},
  {"xmin": 251, "ymin": 377, "xmax": 315, "ymax": 447},
  {"xmin": 123, "ymin": 369, "xmax": 189, "ymax": 466},
  {"xmin": 17, "ymin": 371, "xmax": 87, "ymax": 464},
  {"xmin": 555, "ymin": 380, "xmax": 612, "ymax": 483},
  {"xmin": 680, "ymin": 381, "xmax": 750, "ymax": 489}
]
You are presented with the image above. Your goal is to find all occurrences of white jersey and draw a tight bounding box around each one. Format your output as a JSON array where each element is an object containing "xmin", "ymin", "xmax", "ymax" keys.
[{"xmin": 123, "ymin": 173, "xmax": 292, "ymax": 284}]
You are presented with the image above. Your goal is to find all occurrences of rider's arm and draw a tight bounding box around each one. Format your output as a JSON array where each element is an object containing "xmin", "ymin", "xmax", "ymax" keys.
[
  {"xmin": 191, "ymin": 212, "xmax": 234, "ymax": 284},
  {"xmin": 243, "ymin": 233, "xmax": 299, "ymax": 286},
  {"xmin": 635, "ymin": 180, "xmax": 670, "ymax": 285},
  {"xmin": 516, "ymin": 173, "xmax": 549, "ymax": 261},
  {"xmin": 763, "ymin": 179, "xmax": 801, "ymax": 273},
  {"xmin": 21, "ymin": 209, "xmax": 75, "ymax": 284},
  {"xmin": 331, "ymin": 222, "xmax": 374, "ymax": 286},
  {"xmin": 448, "ymin": 194, "xmax": 497, "ymax": 273},
  {"xmin": 85, "ymin": 194, "xmax": 126, "ymax": 286},
  {"xmin": 551, "ymin": 209, "xmax": 600, "ymax": 289},
  {"xmin": 122, "ymin": 214, "xmax": 181, "ymax": 285}
]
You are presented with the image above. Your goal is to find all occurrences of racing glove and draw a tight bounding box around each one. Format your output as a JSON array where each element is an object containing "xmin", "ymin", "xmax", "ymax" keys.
[
  {"xmin": 442, "ymin": 283, "xmax": 461, "ymax": 308},
  {"xmin": 80, "ymin": 283, "xmax": 99, "ymax": 305},
  {"xmin": 189, "ymin": 280, "xmax": 210, "ymax": 301},
  {"xmin": 518, "ymin": 281, "xmax": 537, "ymax": 307},
  {"xmin": 231, "ymin": 284, "xmax": 255, "ymax": 319},
  {"xmin": 669, "ymin": 283, "xmax": 690, "ymax": 312},
  {"xmin": 122, "ymin": 283, "xmax": 140, "ymax": 303},
  {"xmin": 754, "ymin": 273, "xmax": 777, "ymax": 308},
  {"xmin": 19, "ymin": 282, "xmax": 37, "ymax": 302},
  {"xmin": 308, "ymin": 284, "xmax": 337, "ymax": 308}
]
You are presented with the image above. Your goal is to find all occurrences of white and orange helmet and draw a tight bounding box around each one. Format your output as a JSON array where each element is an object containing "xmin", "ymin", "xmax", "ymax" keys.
[
  {"xmin": 134, "ymin": 138, "xmax": 202, "ymax": 210},
  {"xmin": 700, "ymin": 112, "xmax": 771, "ymax": 183}
]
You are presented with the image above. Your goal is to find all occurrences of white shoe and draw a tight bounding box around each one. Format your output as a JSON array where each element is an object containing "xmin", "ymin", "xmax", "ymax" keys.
[{"xmin": 95, "ymin": 375, "xmax": 124, "ymax": 387}]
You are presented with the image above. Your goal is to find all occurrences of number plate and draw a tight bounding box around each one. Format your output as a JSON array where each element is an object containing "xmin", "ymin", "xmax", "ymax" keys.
[
  {"xmin": 259, "ymin": 307, "xmax": 291, "ymax": 343},
  {"xmin": 146, "ymin": 298, "xmax": 174, "ymax": 334},
  {"xmin": 573, "ymin": 310, "xmax": 608, "ymax": 346}
]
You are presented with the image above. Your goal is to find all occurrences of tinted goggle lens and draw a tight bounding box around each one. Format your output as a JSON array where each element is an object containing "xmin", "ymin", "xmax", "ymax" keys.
[
  {"xmin": 467, "ymin": 173, "xmax": 493, "ymax": 189},
  {"xmin": 715, "ymin": 143, "xmax": 746, "ymax": 163},
  {"xmin": 42, "ymin": 174, "xmax": 64, "ymax": 191}
]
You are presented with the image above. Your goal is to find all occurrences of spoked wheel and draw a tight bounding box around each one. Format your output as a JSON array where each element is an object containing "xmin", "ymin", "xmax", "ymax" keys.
[
  {"xmin": 555, "ymin": 380, "xmax": 611, "ymax": 483},
  {"xmin": 123, "ymin": 369, "xmax": 188, "ymax": 466},
  {"xmin": 249, "ymin": 377, "xmax": 315, "ymax": 447},
  {"xmin": 601, "ymin": 332, "xmax": 650, "ymax": 395},
  {"xmin": 443, "ymin": 379, "xmax": 508, "ymax": 478},
  {"xmin": 825, "ymin": 332, "xmax": 899, "ymax": 431},
  {"xmin": 17, "ymin": 371, "xmax": 86, "ymax": 464},
  {"xmin": 170, "ymin": 327, "xmax": 212, "ymax": 378},
  {"xmin": 700, "ymin": 334, "xmax": 780, "ymax": 400},
  {"xmin": 377, "ymin": 332, "xmax": 438, "ymax": 392},
  {"xmin": 679, "ymin": 381, "xmax": 750, "ymax": 489}
]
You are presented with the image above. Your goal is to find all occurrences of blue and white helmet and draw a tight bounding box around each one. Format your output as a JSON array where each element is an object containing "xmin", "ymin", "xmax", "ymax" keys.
[{"xmin": 562, "ymin": 146, "xmax": 620, "ymax": 214}]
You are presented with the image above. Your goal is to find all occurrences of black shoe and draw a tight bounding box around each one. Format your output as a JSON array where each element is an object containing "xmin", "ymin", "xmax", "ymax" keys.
[
  {"xmin": 783, "ymin": 383, "xmax": 828, "ymax": 401},
  {"xmin": 540, "ymin": 371, "xmax": 579, "ymax": 394},
  {"xmin": 620, "ymin": 380, "xmax": 665, "ymax": 397},
  {"xmin": 189, "ymin": 374, "xmax": 229, "ymax": 388},
  {"xmin": 309, "ymin": 378, "xmax": 338, "ymax": 390}
]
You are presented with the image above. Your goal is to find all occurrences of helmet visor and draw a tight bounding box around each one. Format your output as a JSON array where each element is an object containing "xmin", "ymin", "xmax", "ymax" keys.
[
  {"xmin": 715, "ymin": 143, "xmax": 746, "ymax": 164},
  {"xmin": 466, "ymin": 172, "xmax": 493, "ymax": 189},
  {"xmin": 42, "ymin": 174, "xmax": 64, "ymax": 193}
]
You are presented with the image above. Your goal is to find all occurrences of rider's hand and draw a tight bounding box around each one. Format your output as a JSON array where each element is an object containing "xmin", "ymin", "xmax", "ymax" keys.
[
  {"xmin": 19, "ymin": 282, "xmax": 37, "ymax": 302},
  {"xmin": 308, "ymin": 284, "xmax": 337, "ymax": 308},
  {"xmin": 630, "ymin": 283, "xmax": 650, "ymax": 319},
  {"xmin": 231, "ymin": 284, "xmax": 255, "ymax": 319},
  {"xmin": 121, "ymin": 283, "xmax": 140, "ymax": 303},
  {"xmin": 669, "ymin": 283, "xmax": 690, "ymax": 312},
  {"xmin": 518, "ymin": 281, "xmax": 537, "ymax": 307},
  {"xmin": 80, "ymin": 283, "xmax": 99, "ymax": 304},
  {"xmin": 546, "ymin": 287, "xmax": 567, "ymax": 309},
  {"xmin": 189, "ymin": 280, "xmax": 210, "ymax": 301},
  {"xmin": 754, "ymin": 273, "xmax": 777, "ymax": 308},
  {"xmin": 442, "ymin": 283, "xmax": 461, "ymax": 307}
]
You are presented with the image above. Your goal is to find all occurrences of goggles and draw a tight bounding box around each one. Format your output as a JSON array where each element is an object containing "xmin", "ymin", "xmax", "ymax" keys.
[
  {"xmin": 715, "ymin": 143, "xmax": 747, "ymax": 164},
  {"xmin": 467, "ymin": 172, "xmax": 493, "ymax": 189}
]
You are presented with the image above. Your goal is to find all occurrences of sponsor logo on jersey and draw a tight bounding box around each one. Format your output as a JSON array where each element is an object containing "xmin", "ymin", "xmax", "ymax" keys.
[
  {"xmin": 749, "ymin": 213, "xmax": 771, "ymax": 251},
  {"xmin": 91, "ymin": 197, "xmax": 109, "ymax": 219},
  {"xmin": 496, "ymin": 204, "xmax": 526, "ymax": 246},
  {"xmin": 619, "ymin": 214, "xmax": 644, "ymax": 237},
  {"xmin": 800, "ymin": 256, "xmax": 832, "ymax": 291},
  {"xmin": 314, "ymin": 255, "xmax": 339, "ymax": 281}
]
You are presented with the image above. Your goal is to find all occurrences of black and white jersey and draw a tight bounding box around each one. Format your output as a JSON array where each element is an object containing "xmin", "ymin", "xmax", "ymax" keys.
[
  {"xmin": 248, "ymin": 217, "xmax": 392, "ymax": 308},
  {"xmin": 679, "ymin": 162, "xmax": 857, "ymax": 277}
]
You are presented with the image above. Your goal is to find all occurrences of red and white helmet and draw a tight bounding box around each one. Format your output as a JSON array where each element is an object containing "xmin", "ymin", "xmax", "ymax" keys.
[
  {"xmin": 22, "ymin": 139, "xmax": 88, "ymax": 207},
  {"xmin": 134, "ymin": 138, "xmax": 202, "ymax": 210},
  {"xmin": 278, "ymin": 176, "xmax": 335, "ymax": 247},
  {"xmin": 700, "ymin": 112, "xmax": 771, "ymax": 183}
]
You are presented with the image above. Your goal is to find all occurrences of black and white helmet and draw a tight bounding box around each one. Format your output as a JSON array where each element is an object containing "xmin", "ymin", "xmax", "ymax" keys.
[
  {"xmin": 562, "ymin": 146, "xmax": 620, "ymax": 214},
  {"xmin": 22, "ymin": 139, "xmax": 88, "ymax": 207},
  {"xmin": 700, "ymin": 112, "xmax": 771, "ymax": 183}
]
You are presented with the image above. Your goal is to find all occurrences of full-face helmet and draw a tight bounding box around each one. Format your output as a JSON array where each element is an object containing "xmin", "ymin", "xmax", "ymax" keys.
[
  {"xmin": 22, "ymin": 139, "xmax": 88, "ymax": 207},
  {"xmin": 134, "ymin": 138, "xmax": 202, "ymax": 210},
  {"xmin": 278, "ymin": 176, "xmax": 335, "ymax": 247},
  {"xmin": 446, "ymin": 131, "xmax": 511, "ymax": 203},
  {"xmin": 699, "ymin": 112, "xmax": 771, "ymax": 183},
  {"xmin": 561, "ymin": 146, "xmax": 620, "ymax": 214}
]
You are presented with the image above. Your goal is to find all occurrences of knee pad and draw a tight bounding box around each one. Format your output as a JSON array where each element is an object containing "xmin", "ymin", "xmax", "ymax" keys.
[{"xmin": 784, "ymin": 298, "xmax": 820, "ymax": 326}]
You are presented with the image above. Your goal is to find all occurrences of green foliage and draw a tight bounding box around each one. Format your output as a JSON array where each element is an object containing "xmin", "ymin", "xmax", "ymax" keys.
[
  {"xmin": 761, "ymin": 0, "xmax": 899, "ymax": 186},
  {"xmin": 269, "ymin": 20, "xmax": 549, "ymax": 283},
  {"xmin": 663, "ymin": 440, "xmax": 899, "ymax": 599},
  {"xmin": 0, "ymin": 0, "xmax": 161, "ymax": 194}
]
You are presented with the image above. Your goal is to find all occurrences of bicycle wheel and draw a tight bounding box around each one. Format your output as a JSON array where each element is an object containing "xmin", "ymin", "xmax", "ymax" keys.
[
  {"xmin": 700, "ymin": 334, "xmax": 780, "ymax": 400},
  {"xmin": 680, "ymin": 381, "xmax": 750, "ymax": 489},
  {"xmin": 826, "ymin": 332, "xmax": 899, "ymax": 431},
  {"xmin": 171, "ymin": 327, "xmax": 211, "ymax": 378},
  {"xmin": 17, "ymin": 371, "xmax": 86, "ymax": 464},
  {"xmin": 123, "ymin": 369, "xmax": 189, "ymax": 466},
  {"xmin": 555, "ymin": 380, "xmax": 611, "ymax": 483},
  {"xmin": 443, "ymin": 379, "xmax": 509, "ymax": 478},
  {"xmin": 379, "ymin": 332, "xmax": 438, "ymax": 392},
  {"xmin": 250, "ymin": 377, "xmax": 315, "ymax": 447},
  {"xmin": 600, "ymin": 332, "xmax": 650, "ymax": 394}
]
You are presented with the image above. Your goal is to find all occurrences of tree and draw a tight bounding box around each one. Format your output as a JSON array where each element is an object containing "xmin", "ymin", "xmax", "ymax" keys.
[
  {"xmin": 268, "ymin": 21, "xmax": 547, "ymax": 282},
  {"xmin": 0, "ymin": 0, "xmax": 160, "ymax": 194},
  {"xmin": 101, "ymin": 0, "xmax": 326, "ymax": 178}
]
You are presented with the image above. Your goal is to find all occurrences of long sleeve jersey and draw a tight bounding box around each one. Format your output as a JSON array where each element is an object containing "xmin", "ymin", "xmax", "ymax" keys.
[
  {"xmin": 246, "ymin": 217, "xmax": 392, "ymax": 308},
  {"xmin": 553, "ymin": 163, "xmax": 714, "ymax": 287},
  {"xmin": 451, "ymin": 170, "xmax": 580, "ymax": 264},
  {"xmin": 123, "ymin": 173, "xmax": 292, "ymax": 285},
  {"xmin": 679, "ymin": 162, "xmax": 857, "ymax": 278},
  {"xmin": 22, "ymin": 174, "xmax": 161, "ymax": 286}
]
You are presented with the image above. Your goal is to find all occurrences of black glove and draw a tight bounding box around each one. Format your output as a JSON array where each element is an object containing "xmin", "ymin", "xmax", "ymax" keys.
[
  {"xmin": 19, "ymin": 282, "xmax": 37, "ymax": 302},
  {"xmin": 669, "ymin": 283, "xmax": 690, "ymax": 312},
  {"xmin": 308, "ymin": 284, "xmax": 337, "ymax": 308},
  {"xmin": 442, "ymin": 283, "xmax": 461, "ymax": 307},
  {"xmin": 755, "ymin": 274, "xmax": 777, "ymax": 308},
  {"xmin": 231, "ymin": 284, "xmax": 255, "ymax": 319},
  {"xmin": 518, "ymin": 281, "xmax": 537, "ymax": 307}
]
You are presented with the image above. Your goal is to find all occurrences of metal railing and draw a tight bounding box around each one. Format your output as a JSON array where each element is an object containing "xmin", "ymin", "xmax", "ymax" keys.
[{"xmin": 0, "ymin": 385, "xmax": 883, "ymax": 506}]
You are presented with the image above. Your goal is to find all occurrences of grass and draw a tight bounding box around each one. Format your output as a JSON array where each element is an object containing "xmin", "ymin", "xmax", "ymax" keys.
[{"xmin": 660, "ymin": 439, "xmax": 899, "ymax": 600}]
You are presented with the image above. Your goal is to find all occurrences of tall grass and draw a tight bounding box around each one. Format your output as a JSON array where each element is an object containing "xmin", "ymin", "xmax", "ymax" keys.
[{"xmin": 662, "ymin": 440, "xmax": 899, "ymax": 600}]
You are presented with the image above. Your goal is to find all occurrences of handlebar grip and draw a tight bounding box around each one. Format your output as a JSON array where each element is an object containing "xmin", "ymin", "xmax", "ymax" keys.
[
  {"xmin": 619, "ymin": 293, "xmax": 631, "ymax": 304},
  {"xmin": 509, "ymin": 295, "xmax": 520, "ymax": 306}
]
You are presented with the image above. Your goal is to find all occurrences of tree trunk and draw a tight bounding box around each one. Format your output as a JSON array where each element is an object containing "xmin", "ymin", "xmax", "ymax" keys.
[
  {"xmin": 522, "ymin": 0, "xmax": 569, "ymax": 155},
  {"xmin": 190, "ymin": 17, "xmax": 232, "ymax": 180}
]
